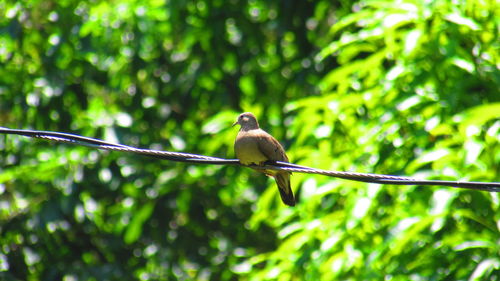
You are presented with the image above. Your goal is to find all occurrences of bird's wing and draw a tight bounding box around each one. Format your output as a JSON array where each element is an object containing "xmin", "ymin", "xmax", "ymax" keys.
[{"xmin": 256, "ymin": 129, "xmax": 289, "ymax": 162}]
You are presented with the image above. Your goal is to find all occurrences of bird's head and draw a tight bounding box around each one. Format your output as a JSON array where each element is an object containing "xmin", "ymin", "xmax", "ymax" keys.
[{"xmin": 232, "ymin": 112, "xmax": 259, "ymax": 130}]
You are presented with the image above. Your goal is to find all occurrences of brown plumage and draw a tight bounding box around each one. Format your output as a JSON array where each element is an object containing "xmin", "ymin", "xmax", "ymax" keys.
[{"xmin": 233, "ymin": 112, "xmax": 295, "ymax": 206}]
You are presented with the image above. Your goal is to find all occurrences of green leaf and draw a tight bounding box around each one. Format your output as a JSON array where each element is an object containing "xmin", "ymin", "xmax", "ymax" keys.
[{"xmin": 124, "ymin": 202, "xmax": 155, "ymax": 244}]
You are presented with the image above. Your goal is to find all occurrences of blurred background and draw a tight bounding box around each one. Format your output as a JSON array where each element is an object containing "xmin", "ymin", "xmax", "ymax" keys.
[{"xmin": 0, "ymin": 0, "xmax": 499, "ymax": 280}]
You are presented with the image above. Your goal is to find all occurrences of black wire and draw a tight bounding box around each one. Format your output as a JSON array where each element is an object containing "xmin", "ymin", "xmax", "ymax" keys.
[
  {"xmin": 0, "ymin": 128, "xmax": 131, "ymax": 149},
  {"xmin": 1, "ymin": 127, "xmax": 499, "ymax": 192}
]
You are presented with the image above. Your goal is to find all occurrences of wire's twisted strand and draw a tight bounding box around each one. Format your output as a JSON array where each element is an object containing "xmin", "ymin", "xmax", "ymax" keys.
[{"xmin": 1, "ymin": 127, "xmax": 499, "ymax": 192}]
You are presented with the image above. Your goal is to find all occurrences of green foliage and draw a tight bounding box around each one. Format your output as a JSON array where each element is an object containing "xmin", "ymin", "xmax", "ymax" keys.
[{"xmin": 0, "ymin": 0, "xmax": 498, "ymax": 280}]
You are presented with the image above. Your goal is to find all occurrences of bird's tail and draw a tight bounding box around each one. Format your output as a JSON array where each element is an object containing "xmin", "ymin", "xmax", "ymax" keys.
[{"xmin": 275, "ymin": 172, "xmax": 295, "ymax": 206}]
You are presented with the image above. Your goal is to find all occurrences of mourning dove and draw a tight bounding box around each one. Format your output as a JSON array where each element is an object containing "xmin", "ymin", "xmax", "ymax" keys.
[{"xmin": 233, "ymin": 112, "xmax": 295, "ymax": 206}]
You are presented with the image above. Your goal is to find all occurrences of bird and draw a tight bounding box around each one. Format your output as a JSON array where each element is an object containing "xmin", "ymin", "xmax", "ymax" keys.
[{"xmin": 233, "ymin": 112, "xmax": 295, "ymax": 206}]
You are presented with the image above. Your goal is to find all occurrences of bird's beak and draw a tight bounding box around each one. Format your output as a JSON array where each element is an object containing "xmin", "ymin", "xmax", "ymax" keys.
[{"xmin": 232, "ymin": 121, "xmax": 238, "ymax": 127}]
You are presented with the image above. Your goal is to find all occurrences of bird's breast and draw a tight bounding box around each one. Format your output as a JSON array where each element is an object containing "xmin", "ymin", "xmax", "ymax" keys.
[{"xmin": 234, "ymin": 134, "xmax": 268, "ymax": 165}]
